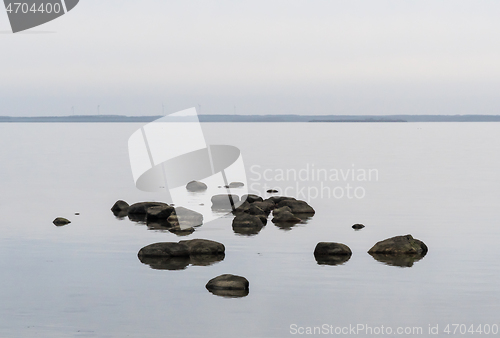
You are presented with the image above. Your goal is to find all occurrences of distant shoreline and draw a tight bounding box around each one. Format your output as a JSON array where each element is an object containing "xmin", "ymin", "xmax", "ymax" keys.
[{"xmin": 1, "ymin": 114, "xmax": 500, "ymax": 123}]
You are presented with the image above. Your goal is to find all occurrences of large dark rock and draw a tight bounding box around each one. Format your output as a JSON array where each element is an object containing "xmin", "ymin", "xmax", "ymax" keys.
[
  {"xmin": 266, "ymin": 196, "xmax": 296, "ymax": 205},
  {"xmin": 211, "ymin": 194, "xmax": 240, "ymax": 210},
  {"xmin": 206, "ymin": 274, "xmax": 249, "ymax": 290},
  {"xmin": 53, "ymin": 217, "xmax": 71, "ymax": 226},
  {"xmin": 111, "ymin": 200, "xmax": 129, "ymax": 216},
  {"xmin": 178, "ymin": 239, "xmax": 225, "ymax": 255},
  {"xmin": 241, "ymin": 194, "xmax": 263, "ymax": 204},
  {"xmin": 128, "ymin": 202, "xmax": 170, "ymax": 214},
  {"xmin": 368, "ymin": 235, "xmax": 428, "ymax": 255},
  {"xmin": 276, "ymin": 199, "xmax": 315, "ymax": 215},
  {"xmin": 186, "ymin": 180, "xmax": 208, "ymax": 192},
  {"xmin": 146, "ymin": 205, "xmax": 175, "ymax": 221},
  {"xmin": 272, "ymin": 206, "xmax": 292, "ymax": 216},
  {"xmin": 167, "ymin": 207, "xmax": 203, "ymax": 228},
  {"xmin": 138, "ymin": 242, "xmax": 190, "ymax": 257}
]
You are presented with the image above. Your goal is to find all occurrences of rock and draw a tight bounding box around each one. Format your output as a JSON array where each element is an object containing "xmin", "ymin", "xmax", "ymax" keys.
[
  {"xmin": 211, "ymin": 194, "xmax": 240, "ymax": 210},
  {"xmin": 352, "ymin": 223, "xmax": 365, "ymax": 230},
  {"xmin": 128, "ymin": 213, "xmax": 147, "ymax": 223},
  {"xmin": 246, "ymin": 204, "xmax": 267, "ymax": 216},
  {"xmin": 267, "ymin": 189, "xmax": 279, "ymax": 193},
  {"xmin": 232, "ymin": 214, "xmax": 264, "ymax": 228},
  {"xmin": 128, "ymin": 202, "xmax": 170, "ymax": 214},
  {"xmin": 167, "ymin": 207, "xmax": 203, "ymax": 228},
  {"xmin": 272, "ymin": 206, "xmax": 292, "ymax": 216},
  {"xmin": 53, "ymin": 217, "xmax": 71, "ymax": 226},
  {"xmin": 146, "ymin": 205, "xmax": 175, "ymax": 221},
  {"xmin": 168, "ymin": 226, "xmax": 196, "ymax": 236},
  {"xmin": 178, "ymin": 239, "xmax": 225, "ymax": 255},
  {"xmin": 276, "ymin": 199, "xmax": 315, "ymax": 215},
  {"xmin": 232, "ymin": 214, "xmax": 265, "ymax": 236},
  {"xmin": 314, "ymin": 242, "xmax": 352, "ymax": 256},
  {"xmin": 206, "ymin": 274, "xmax": 249, "ymax": 290},
  {"xmin": 271, "ymin": 210, "xmax": 301, "ymax": 224},
  {"xmin": 186, "ymin": 180, "xmax": 207, "ymax": 192},
  {"xmin": 224, "ymin": 182, "xmax": 244, "ymax": 188},
  {"xmin": 252, "ymin": 200, "xmax": 275, "ymax": 214},
  {"xmin": 232, "ymin": 201, "xmax": 251, "ymax": 214},
  {"xmin": 137, "ymin": 242, "xmax": 190, "ymax": 257},
  {"xmin": 266, "ymin": 196, "xmax": 295, "ymax": 204},
  {"xmin": 368, "ymin": 235, "xmax": 428, "ymax": 255},
  {"xmin": 111, "ymin": 200, "xmax": 129, "ymax": 214},
  {"xmin": 145, "ymin": 220, "xmax": 173, "ymax": 230},
  {"xmin": 241, "ymin": 194, "xmax": 263, "ymax": 204}
]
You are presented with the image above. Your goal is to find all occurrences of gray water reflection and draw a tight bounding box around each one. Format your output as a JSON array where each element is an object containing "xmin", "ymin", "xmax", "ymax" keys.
[
  {"xmin": 138, "ymin": 253, "xmax": 224, "ymax": 270},
  {"xmin": 369, "ymin": 253, "xmax": 427, "ymax": 267}
]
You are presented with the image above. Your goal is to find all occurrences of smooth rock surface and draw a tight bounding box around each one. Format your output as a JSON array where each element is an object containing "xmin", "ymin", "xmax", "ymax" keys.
[
  {"xmin": 128, "ymin": 202, "xmax": 170, "ymax": 214},
  {"xmin": 206, "ymin": 274, "xmax": 249, "ymax": 291},
  {"xmin": 314, "ymin": 242, "xmax": 352, "ymax": 256},
  {"xmin": 276, "ymin": 199, "xmax": 315, "ymax": 215},
  {"xmin": 178, "ymin": 239, "xmax": 225, "ymax": 255},
  {"xmin": 138, "ymin": 242, "xmax": 190, "ymax": 257},
  {"xmin": 186, "ymin": 180, "xmax": 208, "ymax": 192},
  {"xmin": 368, "ymin": 235, "xmax": 428, "ymax": 255},
  {"xmin": 53, "ymin": 217, "xmax": 71, "ymax": 226}
]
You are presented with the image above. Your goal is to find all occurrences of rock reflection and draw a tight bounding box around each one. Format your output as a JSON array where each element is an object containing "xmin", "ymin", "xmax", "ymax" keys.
[
  {"xmin": 207, "ymin": 289, "xmax": 249, "ymax": 298},
  {"xmin": 369, "ymin": 253, "xmax": 426, "ymax": 267},
  {"xmin": 112, "ymin": 210, "xmax": 128, "ymax": 219},
  {"xmin": 138, "ymin": 256, "xmax": 191, "ymax": 270},
  {"xmin": 314, "ymin": 254, "xmax": 351, "ymax": 266},
  {"xmin": 232, "ymin": 225, "xmax": 264, "ymax": 236},
  {"xmin": 138, "ymin": 254, "xmax": 224, "ymax": 270}
]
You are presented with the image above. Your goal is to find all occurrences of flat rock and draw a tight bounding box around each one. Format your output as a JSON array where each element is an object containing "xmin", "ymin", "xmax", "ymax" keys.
[
  {"xmin": 53, "ymin": 217, "xmax": 71, "ymax": 226},
  {"xmin": 179, "ymin": 239, "xmax": 225, "ymax": 255},
  {"xmin": 266, "ymin": 189, "xmax": 279, "ymax": 193},
  {"xmin": 368, "ymin": 234, "xmax": 428, "ymax": 255},
  {"xmin": 352, "ymin": 223, "xmax": 365, "ymax": 230},
  {"xmin": 206, "ymin": 274, "xmax": 249, "ymax": 291},
  {"xmin": 186, "ymin": 180, "xmax": 207, "ymax": 192},
  {"xmin": 138, "ymin": 242, "xmax": 190, "ymax": 257},
  {"xmin": 224, "ymin": 182, "xmax": 244, "ymax": 188}
]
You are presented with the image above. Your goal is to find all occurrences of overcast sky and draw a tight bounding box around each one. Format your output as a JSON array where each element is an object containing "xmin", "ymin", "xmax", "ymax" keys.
[{"xmin": 1, "ymin": 0, "xmax": 500, "ymax": 116}]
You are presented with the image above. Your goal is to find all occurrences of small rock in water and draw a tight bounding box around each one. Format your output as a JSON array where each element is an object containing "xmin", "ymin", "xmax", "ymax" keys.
[
  {"xmin": 186, "ymin": 180, "xmax": 208, "ymax": 192},
  {"xmin": 75, "ymin": 212, "xmax": 80, "ymax": 215},
  {"xmin": 224, "ymin": 182, "xmax": 245, "ymax": 188},
  {"xmin": 352, "ymin": 223, "xmax": 365, "ymax": 230},
  {"xmin": 314, "ymin": 242, "xmax": 352, "ymax": 266},
  {"xmin": 266, "ymin": 189, "xmax": 279, "ymax": 193},
  {"xmin": 211, "ymin": 194, "xmax": 240, "ymax": 210},
  {"xmin": 53, "ymin": 217, "xmax": 71, "ymax": 226},
  {"xmin": 206, "ymin": 274, "xmax": 249, "ymax": 298}
]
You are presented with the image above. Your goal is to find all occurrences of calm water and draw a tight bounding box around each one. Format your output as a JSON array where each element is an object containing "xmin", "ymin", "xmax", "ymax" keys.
[{"xmin": 0, "ymin": 122, "xmax": 499, "ymax": 338}]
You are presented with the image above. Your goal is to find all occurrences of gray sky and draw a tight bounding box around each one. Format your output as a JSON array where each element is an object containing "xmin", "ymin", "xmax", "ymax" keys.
[{"xmin": 1, "ymin": 0, "xmax": 500, "ymax": 116}]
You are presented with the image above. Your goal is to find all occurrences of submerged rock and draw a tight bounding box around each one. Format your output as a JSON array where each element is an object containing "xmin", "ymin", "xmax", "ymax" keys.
[
  {"xmin": 206, "ymin": 274, "xmax": 249, "ymax": 298},
  {"xmin": 368, "ymin": 234, "xmax": 428, "ymax": 255},
  {"xmin": 186, "ymin": 180, "xmax": 207, "ymax": 192},
  {"xmin": 352, "ymin": 223, "xmax": 365, "ymax": 230},
  {"xmin": 53, "ymin": 217, "xmax": 71, "ymax": 226}
]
